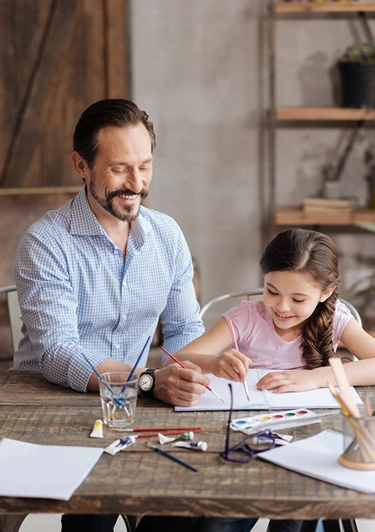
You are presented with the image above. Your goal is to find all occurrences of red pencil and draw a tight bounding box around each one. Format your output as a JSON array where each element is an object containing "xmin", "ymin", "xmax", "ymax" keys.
[
  {"xmin": 136, "ymin": 429, "xmax": 204, "ymax": 439},
  {"xmin": 124, "ymin": 427, "xmax": 203, "ymax": 433},
  {"xmin": 160, "ymin": 346, "xmax": 224, "ymax": 403}
]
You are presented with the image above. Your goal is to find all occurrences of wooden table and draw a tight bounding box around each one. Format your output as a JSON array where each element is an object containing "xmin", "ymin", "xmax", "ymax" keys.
[{"xmin": 0, "ymin": 370, "xmax": 375, "ymax": 522}]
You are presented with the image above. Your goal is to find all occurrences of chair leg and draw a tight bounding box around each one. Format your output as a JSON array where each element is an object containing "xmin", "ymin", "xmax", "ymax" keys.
[
  {"xmin": 0, "ymin": 514, "xmax": 28, "ymax": 532},
  {"xmin": 341, "ymin": 520, "xmax": 358, "ymax": 532},
  {"xmin": 121, "ymin": 514, "xmax": 139, "ymax": 532}
]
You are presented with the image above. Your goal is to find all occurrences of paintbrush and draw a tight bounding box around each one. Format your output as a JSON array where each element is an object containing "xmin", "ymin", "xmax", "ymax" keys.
[{"xmin": 229, "ymin": 319, "xmax": 251, "ymax": 402}]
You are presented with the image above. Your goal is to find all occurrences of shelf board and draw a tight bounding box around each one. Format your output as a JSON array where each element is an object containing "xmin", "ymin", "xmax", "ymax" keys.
[
  {"xmin": 276, "ymin": 2, "xmax": 375, "ymax": 14},
  {"xmin": 276, "ymin": 107, "xmax": 375, "ymax": 121},
  {"xmin": 0, "ymin": 186, "xmax": 82, "ymax": 196},
  {"xmin": 275, "ymin": 206, "xmax": 375, "ymax": 226}
]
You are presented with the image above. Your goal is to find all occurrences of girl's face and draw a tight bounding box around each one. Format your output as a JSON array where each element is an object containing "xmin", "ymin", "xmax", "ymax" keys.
[{"xmin": 263, "ymin": 270, "xmax": 333, "ymax": 337}]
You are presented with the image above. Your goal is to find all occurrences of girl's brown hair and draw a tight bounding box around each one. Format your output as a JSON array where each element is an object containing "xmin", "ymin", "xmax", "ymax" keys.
[{"xmin": 260, "ymin": 228, "xmax": 341, "ymax": 369}]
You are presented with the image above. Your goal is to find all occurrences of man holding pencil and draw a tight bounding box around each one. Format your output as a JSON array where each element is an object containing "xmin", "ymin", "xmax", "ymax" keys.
[{"xmin": 14, "ymin": 98, "xmax": 210, "ymax": 408}]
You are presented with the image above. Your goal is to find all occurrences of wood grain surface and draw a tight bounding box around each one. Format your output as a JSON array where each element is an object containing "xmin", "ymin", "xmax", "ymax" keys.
[{"xmin": 1, "ymin": 371, "xmax": 375, "ymax": 520}]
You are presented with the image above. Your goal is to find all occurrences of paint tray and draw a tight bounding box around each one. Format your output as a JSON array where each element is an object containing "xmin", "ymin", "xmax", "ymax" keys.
[{"xmin": 230, "ymin": 409, "xmax": 321, "ymax": 435}]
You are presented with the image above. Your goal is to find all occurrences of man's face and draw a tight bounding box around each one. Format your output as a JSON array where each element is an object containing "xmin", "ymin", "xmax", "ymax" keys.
[{"xmin": 85, "ymin": 124, "xmax": 153, "ymax": 223}]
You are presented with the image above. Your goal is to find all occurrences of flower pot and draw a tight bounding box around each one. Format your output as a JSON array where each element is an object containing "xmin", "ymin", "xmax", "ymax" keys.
[
  {"xmin": 338, "ymin": 61, "xmax": 375, "ymax": 108},
  {"xmin": 323, "ymin": 180, "xmax": 341, "ymax": 200}
]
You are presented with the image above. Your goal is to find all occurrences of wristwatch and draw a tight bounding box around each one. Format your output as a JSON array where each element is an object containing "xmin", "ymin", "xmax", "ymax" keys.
[{"xmin": 139, "ymin": 368, "xmax": 157, "ymax": 398}]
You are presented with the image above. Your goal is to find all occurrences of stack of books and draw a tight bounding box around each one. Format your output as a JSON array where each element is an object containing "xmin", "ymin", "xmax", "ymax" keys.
[{"xmin": 303, "ymin": 197, "xmax": 356, "ymax": 215}]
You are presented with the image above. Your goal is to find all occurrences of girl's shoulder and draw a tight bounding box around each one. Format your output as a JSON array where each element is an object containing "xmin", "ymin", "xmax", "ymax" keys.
[
  {"xmin": 222, "ymin": 299, "xmax": 266, "ymax": 323},
  {"xmin": 332, "ymin": 299, "xmax": 354, "ymax": 345},
  {"xmin": 335, "ymin": 299, "xmax": 353, "ymax": 320}
]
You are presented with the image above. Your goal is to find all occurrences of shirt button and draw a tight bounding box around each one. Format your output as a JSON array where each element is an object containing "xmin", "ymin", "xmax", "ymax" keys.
[{"xmin": 114, "ymin": 344, "xmax": 120, "ymax": 349}]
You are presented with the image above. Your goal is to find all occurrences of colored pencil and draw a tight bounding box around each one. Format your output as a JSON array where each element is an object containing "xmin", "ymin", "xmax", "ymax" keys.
[
  {"xmin": 122, "ymin": 426, "xmax": 203, "ymax": 433},
  {"xmin": 229, "ymin": 319, "xmax": 251, "ymax": 402},
  {"xmin": 160, "ymin": 346, "xmax": 224, "ymax": 403},
  {"xmin": 136, "ymin": 430, "xmax": 202, "ymax": 439}
]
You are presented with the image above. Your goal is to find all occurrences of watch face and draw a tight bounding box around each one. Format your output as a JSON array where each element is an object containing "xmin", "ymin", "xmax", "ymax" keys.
[{"xmin": 140, "ymin": 373, "xmax": 153, "ymax": 392}]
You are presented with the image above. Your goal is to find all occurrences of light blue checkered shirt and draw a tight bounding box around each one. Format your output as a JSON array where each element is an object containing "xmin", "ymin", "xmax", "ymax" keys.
[{"xmin": 14, "ymin": 188, "xmax": 204, "ymax": 391}]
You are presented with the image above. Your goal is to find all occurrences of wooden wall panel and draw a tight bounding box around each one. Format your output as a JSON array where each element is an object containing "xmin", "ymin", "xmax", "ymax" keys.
[{"xmin": 0, "ymin": 0, "xmax": 128, "ymax": 190}]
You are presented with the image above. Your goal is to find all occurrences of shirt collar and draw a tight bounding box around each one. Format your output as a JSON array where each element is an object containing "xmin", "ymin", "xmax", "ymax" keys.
[{"xmin": 69, "ymin": 186, "xmax": 152, "ymax": 245}]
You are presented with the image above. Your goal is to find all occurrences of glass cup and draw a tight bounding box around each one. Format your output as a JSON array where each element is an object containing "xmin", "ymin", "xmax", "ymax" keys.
[
  {"xmin": 99, "ymin": 372, "xmax": 139, "ymax": 429},
  {"xmin": 339, "ymin": 413, "xmax": 375, "ymax": 470}
]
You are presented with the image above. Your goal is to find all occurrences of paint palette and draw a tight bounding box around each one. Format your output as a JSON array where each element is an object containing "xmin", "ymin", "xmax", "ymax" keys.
[{"xmin": 230, "ymin": 409, "xmax": 320, "ymax": 435}]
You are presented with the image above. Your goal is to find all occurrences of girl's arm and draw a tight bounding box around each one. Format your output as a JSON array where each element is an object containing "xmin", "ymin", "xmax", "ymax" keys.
[
  {"xmin": 163, "ymin": 317, "xmax": 251, "ymax": 382},
  {"xmin": 257, "ymin": 317, "xmax": 375, "ymax": 392}
]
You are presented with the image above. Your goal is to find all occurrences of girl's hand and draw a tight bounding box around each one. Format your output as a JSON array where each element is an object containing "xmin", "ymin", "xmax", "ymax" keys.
[
  {"xmin": 211, "ymin": 349, "xmax": 251, "ymax": 382},
  {"xmin": 256, "ymin": 370, "xmax": 320, "ymax": 393}
]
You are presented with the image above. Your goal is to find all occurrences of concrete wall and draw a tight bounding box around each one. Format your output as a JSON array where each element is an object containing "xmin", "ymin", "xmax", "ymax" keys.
[
  {"xmin": 2, "ymin": 1, "xmax": 375, "ymax": 335},
  {"xmin": 130, "ymin": 0, "xmax": 267, "ymax": 316},
  {"xmin": 130, "ymin": 0, "xmax": 375, "ymax": 322}
]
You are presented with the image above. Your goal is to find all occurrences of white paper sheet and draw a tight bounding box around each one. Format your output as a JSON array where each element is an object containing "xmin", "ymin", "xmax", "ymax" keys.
[
  {"xmin": 175, "ymin": 369, "xmax": 363, "ymax": 412},
  {"xmin": 0, "ymin": 438, "xmax": 103, "ymax": 500},
  {"xmin": 260, "ymin": 429, "xmax": 375, "ymax": 494}
]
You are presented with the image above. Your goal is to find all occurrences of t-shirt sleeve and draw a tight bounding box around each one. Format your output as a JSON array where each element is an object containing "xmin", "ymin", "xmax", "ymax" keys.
[
  {"xmin": 222, "ymin": 300, "xmax": 258, "ymax": 349},
  {"xmin": 333, "ymin": 299, "xmax": 354, "ymax": 348}
]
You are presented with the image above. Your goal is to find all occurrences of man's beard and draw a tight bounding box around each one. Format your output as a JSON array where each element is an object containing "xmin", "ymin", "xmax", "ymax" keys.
[{"xmin": 90, "ymin": 182, "xmax": 149, "ymax": 222}]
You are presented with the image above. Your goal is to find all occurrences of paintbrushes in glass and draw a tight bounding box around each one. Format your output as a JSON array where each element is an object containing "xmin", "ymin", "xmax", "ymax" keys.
[{"xmin": 120, "ymin": 336, "xmax": 151, "ymax": 393}]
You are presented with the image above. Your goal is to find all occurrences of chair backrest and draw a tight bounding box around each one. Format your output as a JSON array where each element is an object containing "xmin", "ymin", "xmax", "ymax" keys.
[
  {"xmin": 0, "ymin": 285, "xmax": 22, "ymax": 353},
  {"xmin": 200, "ymin": 288, "xmax": 362, "ymax": 326},
  {"xmin": 199, "ymin": 288, "xmax": 264, "ymax": 319}
]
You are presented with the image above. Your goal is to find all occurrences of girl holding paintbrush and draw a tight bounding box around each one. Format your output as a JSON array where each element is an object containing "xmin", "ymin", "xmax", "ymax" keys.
[
  {"xmin": 167, "ymin": 228, "xmax": 375, "ymax": 397},
  {"xmin": 159, "ymin": 227, "xmax": 375, "ymax": 532}
]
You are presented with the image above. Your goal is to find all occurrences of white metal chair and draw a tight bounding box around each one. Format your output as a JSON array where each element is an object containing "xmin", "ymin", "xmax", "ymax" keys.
[{"xmin": 0, "ymin": 285, "xmax": 22, "ymax": 353}]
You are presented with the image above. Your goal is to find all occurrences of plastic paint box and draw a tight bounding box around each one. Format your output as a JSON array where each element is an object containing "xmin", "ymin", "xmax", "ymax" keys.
[{"xmin": 230, "ymin": 409, "xmax": 320, "ymax": 435}]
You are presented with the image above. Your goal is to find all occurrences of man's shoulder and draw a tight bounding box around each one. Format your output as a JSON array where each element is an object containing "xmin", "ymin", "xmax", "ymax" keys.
[
  {"xmin": 139, "ymin": 206, "xmax": 181, "ymax": 234},
  {"xmin": 24, "ymin": 196, "xmax": 75, "ymax": 239}
]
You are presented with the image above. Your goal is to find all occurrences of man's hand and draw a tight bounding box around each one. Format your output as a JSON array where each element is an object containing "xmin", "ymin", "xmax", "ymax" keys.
[
  {"xmin": 256, "ymin": 370, "xmax": 320, "ymax": 393},
  {"xmin": 152, "ymin": 361, "xmax": 210, "ymax": 406}
]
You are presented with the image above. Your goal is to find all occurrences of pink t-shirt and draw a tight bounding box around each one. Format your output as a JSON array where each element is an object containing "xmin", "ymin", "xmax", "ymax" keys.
[{"xmin": 222, "ymin": 299, "xmax": 352, "ymax": 370}]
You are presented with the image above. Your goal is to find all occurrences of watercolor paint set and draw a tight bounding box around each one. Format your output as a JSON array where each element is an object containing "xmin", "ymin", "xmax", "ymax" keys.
[{"xmin": 230, "ymin": 409, "xmax": 321, "ymax": 435}]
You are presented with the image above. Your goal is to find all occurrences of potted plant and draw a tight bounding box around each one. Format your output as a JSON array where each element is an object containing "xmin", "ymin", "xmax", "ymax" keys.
[
  {"xmin": 323, "ymin": 161, "xmax": 341, "ymax": 199},
  {"xmin": 338, "ymin": 43, "xmax": 375, "ymax": 108}
]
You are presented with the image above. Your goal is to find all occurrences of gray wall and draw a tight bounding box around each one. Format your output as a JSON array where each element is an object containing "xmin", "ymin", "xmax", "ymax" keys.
[{"xmin": 130, "ymin": 1, "xmax": 375, "ymax": 322}]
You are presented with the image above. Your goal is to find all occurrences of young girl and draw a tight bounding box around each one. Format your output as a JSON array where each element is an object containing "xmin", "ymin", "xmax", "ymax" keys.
[{"xmin": 167, "ymin": 228, "xmax": 375, "ymax": 392}]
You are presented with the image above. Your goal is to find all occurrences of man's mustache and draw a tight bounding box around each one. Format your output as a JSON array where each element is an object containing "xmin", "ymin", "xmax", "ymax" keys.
[{"xmin": 107, "ymin": 188, "xmax": 149, "ymax": 201}]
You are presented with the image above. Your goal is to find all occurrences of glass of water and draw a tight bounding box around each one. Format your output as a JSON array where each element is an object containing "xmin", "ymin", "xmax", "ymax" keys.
[{"xmin": 99, "ymin": 372, "xmax": 139, "ymax": 429}]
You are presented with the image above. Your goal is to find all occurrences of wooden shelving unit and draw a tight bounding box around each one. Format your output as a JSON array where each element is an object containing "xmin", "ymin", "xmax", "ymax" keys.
[
  {"xmin": 276, "ymin": 107, "xmax": 375, "ymax": 121},
  {"xmin": 275, "ymin": 206, "xmax": 375, "ymax": 226},
  {"xmin": 268, "ymin": 1, "xmax": 375, "ymax": 234},
  {"xmin": 276, "ymin": 2, "xmax": 375, "ymax": 14}
]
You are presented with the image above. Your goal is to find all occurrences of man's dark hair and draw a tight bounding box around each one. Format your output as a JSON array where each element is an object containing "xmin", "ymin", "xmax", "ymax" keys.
[{"xmin": 73, "ymin": 99, "xmax": 156, "ymax": 168}]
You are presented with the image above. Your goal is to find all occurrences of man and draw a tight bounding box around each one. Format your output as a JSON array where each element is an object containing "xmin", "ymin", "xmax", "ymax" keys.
[
  {"xmin": 14, "ymin": 98, "xmax": 209, "ymax": 406},
  {"xmin": 14, "ymin": 99, "xmax": 297, "ymax": 532}
]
